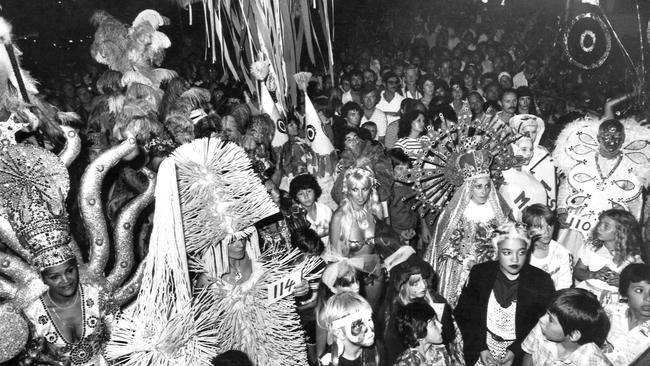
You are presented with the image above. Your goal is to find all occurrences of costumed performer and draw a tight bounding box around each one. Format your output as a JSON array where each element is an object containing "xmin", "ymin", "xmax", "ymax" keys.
[
  {"xmin": 508, "ymin": 114, "xmax": 556, "ymax": 210},
  {"xmin": 319, "ymin": 292, "xmax": 379, "ymax": 366},
  {"xmin": 329, "ymin": 167, "xmax": 386, "ymax": 310},
  {"xmin": 499, "ymin": 135, "xmax": 547, "ymax": 221},
  {"xmin": 424, "ymin": 149, "xmax": 511, "ymax": 307},
  {"xmin": 295, "ymin": 71, "xmax": 338, "ymax": 211},
  {"xmin": 106, "ymin": 137, "xmax": 318, "ymax": 366},
  {"xmin": 553, "ymin": 117, "xmax": 650, "ymax": 259},
  {"xmin": 0, "ymin": 135, "xmax": 154, "ymax": 365}
]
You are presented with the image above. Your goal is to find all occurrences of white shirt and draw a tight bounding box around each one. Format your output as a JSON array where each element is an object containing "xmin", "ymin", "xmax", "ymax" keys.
[
  {"xmin": 361, "ymin": 108, "xmax": 388, "ymax": 138},
  {"xmin": 604, "ymin": 302, "xmax": 650, "ymax": 365},
  {"xmin": 342, "ymin": 91, "xmax": 353, "ymax": 105},
  {"xmin": 376, "ymin": 90, "xmax": 404, "ymax": 124},
  {"xmin": 529, "ymin": 240, "xmax": 573, "ymax": 289}
]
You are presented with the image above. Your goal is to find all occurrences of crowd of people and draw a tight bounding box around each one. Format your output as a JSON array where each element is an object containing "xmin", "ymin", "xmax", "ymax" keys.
[{"xmin": 0, "ymin": 1, "xmax": 649, "ymax": 366}]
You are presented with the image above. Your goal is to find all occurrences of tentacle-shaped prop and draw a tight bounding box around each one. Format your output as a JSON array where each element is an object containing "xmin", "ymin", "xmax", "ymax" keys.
[
  {"xmin": 0, "ymin": 277, "xmax": 17, "ymax": 300},
  {"xmin": 0, "ymin": 216, "xmax": 30, "ymax": 261},
  {"xmin": 57, "ymin": 125, "xmax": 81, "ymax": 168},
  {"xmin": 105, "ymin": 167, "xmax": 155, "ymax": 292},
  {"xmin": 112, "ymin": 258, "xmax": 146, "ymax": 306},
  {"xmin": 0, "ymin": 251, "xmax": 47, "ymax": 307},
  {"xmin": 0, "ymin": 303, "xmax": 29, "ymax": 363},
  {"xmin": 80, "ymin": 137, "xmax": 138, "ymax": 280}
]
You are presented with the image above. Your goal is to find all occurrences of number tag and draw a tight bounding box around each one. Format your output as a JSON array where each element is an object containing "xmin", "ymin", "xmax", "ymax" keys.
[
  {"xmin": 566, "ymin": 213, "xmax": 598, "ymax": 237},
  {"xmin": 267, "ymin": 269, "xmax": 302, "ymax": 305}
]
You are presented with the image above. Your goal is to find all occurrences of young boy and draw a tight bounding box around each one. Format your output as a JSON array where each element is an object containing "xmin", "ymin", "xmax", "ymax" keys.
[
  {"xmin": 388, "ymin": 148, "xmax": 420, "ymax": 248},
  {"xmin": 603, "ymin": 264, "xmax": 650, "ymax": 365},
  {"xmin": 522, "ymin": 204, "xmax": 573, "ymax": 289},
  {"xmin": 522, "ymin": 288, "xmax": 612, "ymax": 366},
  {"xmin": 320, "ymin": 292, "xmax": 379, "ymax": 366}
]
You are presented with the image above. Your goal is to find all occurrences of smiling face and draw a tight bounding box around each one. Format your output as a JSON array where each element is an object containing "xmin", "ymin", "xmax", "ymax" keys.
[
  {"xmin": 514, "ymin": 137, "xmax": 534, "ymax": 166},
  {"xmin": 497, "ymin": 238, "xmax": 528, "ymax": 279},
  {"xmin": 469, "ymin": 176, "xmax": 491, "ymax": 205},
  {"xmin": 42, "ymin": 259, "xmax": 79, "ymax": 298},
  {"xmin": 344, "ymin": 131, "xmax": 361, "ymax": 153}
]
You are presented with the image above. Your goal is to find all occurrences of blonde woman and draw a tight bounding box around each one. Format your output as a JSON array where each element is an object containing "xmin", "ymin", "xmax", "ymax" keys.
[{"xmin": 329, "ymin": 167, "xmax": 384, "ymax": 309}]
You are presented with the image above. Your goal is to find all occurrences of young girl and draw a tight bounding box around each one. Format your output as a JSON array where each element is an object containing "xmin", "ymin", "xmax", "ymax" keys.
[
  {"xmin": 395, "ymin": 302, "xmax": 450, "ymax": 366},
  {"xmin": 574, "ymin": 209, "xmax": 645, "ymax": 304}
]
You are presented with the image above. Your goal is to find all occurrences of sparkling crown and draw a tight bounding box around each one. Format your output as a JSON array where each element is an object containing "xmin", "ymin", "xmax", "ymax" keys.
[
  {"xmin": 0, "ymin": 144, "xmax": 74, "ymax": 269},
  {"xmin": 456, "ymin": 149, "xmax": 492, "ymax": 180}
]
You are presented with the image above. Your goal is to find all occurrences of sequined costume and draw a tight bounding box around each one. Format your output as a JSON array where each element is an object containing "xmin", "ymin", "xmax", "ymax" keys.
[
  {"xmin": 23, "ymin": 284, "xmax": 114, "ymax": 366},
  {"xmin": 424, "ymin": 151, "xmax": 510, "ymax": 307}
]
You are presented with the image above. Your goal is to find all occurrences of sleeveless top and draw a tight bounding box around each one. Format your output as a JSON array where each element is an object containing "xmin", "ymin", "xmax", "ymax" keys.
[{"xmin": 23, "ymin": 284, "xmax": 111, "ymax": 366}]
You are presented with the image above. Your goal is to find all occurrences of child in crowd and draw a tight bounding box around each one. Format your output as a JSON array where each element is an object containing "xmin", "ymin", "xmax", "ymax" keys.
[
  {"xmin": 290, "ymin": 173, "xmax": 333, "ymax": 247},
  {"xmin": 319, "ymin": 292, "xmax": 379, "ymax": 366},
  {"xmin": 522, "ymin": 204, "xmax": 573, "ymax": 289},
  {"xmin": 455, "ymin": 223, "xmax": 555, "ymax": 366},
  {"xmin": 315, "ymin": 261, "xmax": 362, "ymax": 361},
  {"xmin": 603, "ymin": 264, "xmax": 650, "ymax": 365},
  {"xmin": 574, "ymin": 209, "xmax": 645, "ymax": 304},
  {"xmin": 394, "ymin": 302, "xmax": 450, "ymax": 366},
  {"xmin": 522, "ymin": 288, "xmax": 612, "ymax": 366},
  {"xmin": 361, "ymin": 121, "xmax": 378, "ymax": 141},
  {"xmin": 382, "ymin": 252, "xmax": 462, "ymax": 365},
  {"xmin": 388, "ymin": 148, "xmax": 419, "ymax": 247}
]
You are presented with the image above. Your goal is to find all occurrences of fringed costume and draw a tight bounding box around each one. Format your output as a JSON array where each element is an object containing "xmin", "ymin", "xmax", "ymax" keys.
[{"xmin": 106, "ymin": 137, "xmax": 321, "ymax": 365}]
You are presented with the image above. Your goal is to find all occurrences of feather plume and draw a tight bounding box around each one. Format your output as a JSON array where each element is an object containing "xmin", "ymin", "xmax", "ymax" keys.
[
  {"xmin": 150, "ymin": 32, "xmax": 171, "ymax": 51},
  {"xmin": 179, "ymin": 88, "xmax": 211, "ymax": 109},
  {"xmin": 56, "ymin": 112, "xmax": 81, "ymax": 125},
  {"xmin": 0, "ymin": 17, "xmax": 12, "ymax": 45},
  {"xmin": 108, "ymin": 94, "xmax": 125, "ymax": 114},
  {"xmin": 150, "ymin": 68, "xmax": 177, "ymax": 85},
  {"xmin": 250, "ymin": 60, "xmax": 270, "ymax": 81},
  {"xmin": 96, "ymin": 70, "xmax": 123, "ymax": 95},
  {"xmin": 132, "ymin": 9, "xmax": 167, "ymax": 29},
  {"xmin": 293, "ymin": 72, "xmax": 312, "ymax": 92},
  {"xmin": 121, "ymin": 71, "xmax": 153, "ymax": 88}
]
